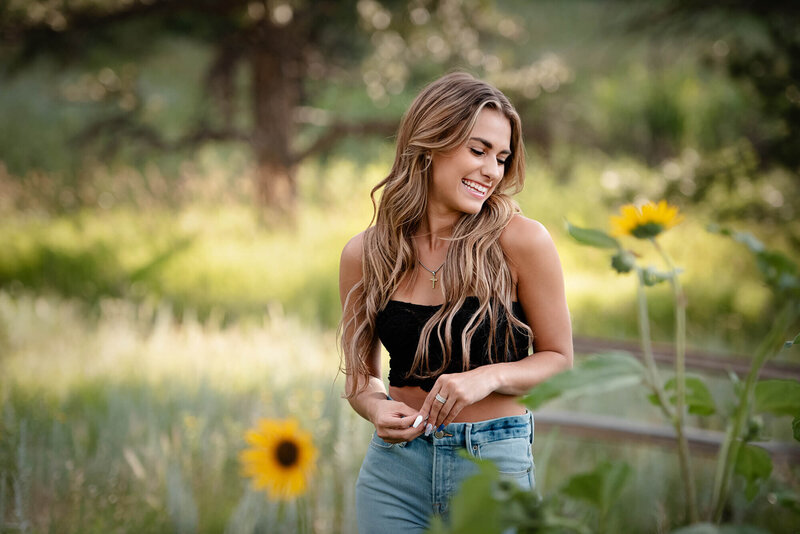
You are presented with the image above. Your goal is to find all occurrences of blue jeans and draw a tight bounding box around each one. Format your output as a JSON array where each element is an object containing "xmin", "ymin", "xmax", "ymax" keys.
[{"xmin": 355, "ymin": 411, "xmax": 535, "ymax": 533}]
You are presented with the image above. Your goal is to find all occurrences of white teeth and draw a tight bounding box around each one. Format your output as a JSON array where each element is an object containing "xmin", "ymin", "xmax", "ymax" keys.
[{"xmin": 462, "ymin": 179, "xmax": 488, "ymax": 194}]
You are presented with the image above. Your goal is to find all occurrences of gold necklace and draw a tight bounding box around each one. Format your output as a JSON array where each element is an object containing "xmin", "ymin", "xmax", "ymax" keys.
[{"xmin": 418, "ymin": 259, "xmax": 444, "ymax": 289}]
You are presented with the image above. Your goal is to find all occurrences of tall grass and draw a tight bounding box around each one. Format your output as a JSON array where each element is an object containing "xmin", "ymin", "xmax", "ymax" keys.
[
  {"xmin": 2, "ymin": 291, "xmax": 797, "ymax": 533},
  {"xmin": 0, "ymin": 291, "xmax": 372, "ymax": 533}
]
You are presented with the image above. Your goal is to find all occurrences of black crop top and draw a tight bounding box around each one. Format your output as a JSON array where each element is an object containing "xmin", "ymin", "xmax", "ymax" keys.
[{"xmin": 376, "ymin": 296, "xmax": 532, "ymax": 392}]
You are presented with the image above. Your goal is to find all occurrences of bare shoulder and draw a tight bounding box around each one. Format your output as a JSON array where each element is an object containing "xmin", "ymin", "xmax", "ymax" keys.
[
  {"xmin": 339, "ymin": 230, "xmax": 368, "ymax": 304},
  {"xmin": 341, "ymin": 230, "xmax": 366, "ymax": 269},
  {"xmin": 499, "ymin": 214, "xmax": 556, "ymax": 262}
]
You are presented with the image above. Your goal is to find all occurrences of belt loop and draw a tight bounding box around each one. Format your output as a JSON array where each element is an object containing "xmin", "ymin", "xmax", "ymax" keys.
[
  {"xmin": 465, "ymin": 422, "xmax": 474, "ymax": 455},
  {"xmin": 528, "ymin": 410, "xmax": 534, "ymax": 445}
]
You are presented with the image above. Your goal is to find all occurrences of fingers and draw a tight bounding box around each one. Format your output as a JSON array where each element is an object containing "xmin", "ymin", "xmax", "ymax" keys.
[
  {"xmin": 422, "ymin": 377, "xmax": 466, "ymax": 434},
  {"xmin": 420, "ymin": 390, "xmax": 443, "ymax": 435},
  {"xmin": 373, "ymin": 400, "xmax": 427, "ymax": 443}
]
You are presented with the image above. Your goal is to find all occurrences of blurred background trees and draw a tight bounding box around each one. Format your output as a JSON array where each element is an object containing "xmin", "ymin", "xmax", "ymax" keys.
[
  {"xmin": 0, "ymin": 0, "xmax": 565, "ymax": 214},
  {"xmin": 1, "ymin": 0, "xmax": 797, "ymax": 236},
  {"xmin": 640, "ymin": 0, "xmax": 800, "ymax": 246}
]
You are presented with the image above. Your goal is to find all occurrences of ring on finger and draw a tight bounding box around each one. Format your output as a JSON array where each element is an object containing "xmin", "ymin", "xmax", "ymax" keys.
[{"xmin": 435, "ymin": 393, "xmax": 447, "ymax": 404}]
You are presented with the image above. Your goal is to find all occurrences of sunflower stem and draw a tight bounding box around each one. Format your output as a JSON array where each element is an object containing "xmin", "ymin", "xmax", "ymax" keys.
[
  {"xmin": 651, "ymin": 238, "xmax": 698, "ymax": 523},
  {"xmin": 635, "ymin": 268, "xmax": 673, "ymax": 422},
  {"xmin": 297, "ymin": 496, "xmax": 309, "ymax": 534}
]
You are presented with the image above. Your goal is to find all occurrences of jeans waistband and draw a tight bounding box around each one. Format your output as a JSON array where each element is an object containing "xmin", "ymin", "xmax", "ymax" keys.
[
  {"xmin": 384, "ymin": 394, "xmax": 533, "ymax": 447},
  {"xmin": 421, "ymin": 410, "xmax": 533, "ymax": 448}
]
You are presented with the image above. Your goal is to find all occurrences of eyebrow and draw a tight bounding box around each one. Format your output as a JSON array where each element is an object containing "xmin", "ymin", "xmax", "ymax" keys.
[{"xmin": 470, "ymin": 137, "xmax": 511, "ymax": 156}]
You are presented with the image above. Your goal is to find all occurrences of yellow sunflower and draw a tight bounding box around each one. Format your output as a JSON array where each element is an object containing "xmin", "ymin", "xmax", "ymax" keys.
[
  {"xmin": 239, "ymin": 418, "xmax": 317, "ymax": 500},
  {"xmin": 610, "ymin": 200, "xmax": 683, "ymax": 239}
]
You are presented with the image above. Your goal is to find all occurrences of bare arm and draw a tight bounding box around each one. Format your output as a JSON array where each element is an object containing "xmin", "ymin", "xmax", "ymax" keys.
[
  {"xmin": 488, "ymin": 215, "xmax": 574, "ymax": 394},
  {"xmin": 339, "ymin": 232, "xmax": 426, "ymax": 442}
]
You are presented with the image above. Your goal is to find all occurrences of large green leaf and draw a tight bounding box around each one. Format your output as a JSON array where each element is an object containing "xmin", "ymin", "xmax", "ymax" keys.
[
  {"xmin": 561, "ymin": 460, "xmax": 631, "ymax": 516},
  {"xmin": 521, "ymin": 352, "xmax": 645, "ymax": 410},
  {"xmin": 428, "ymin": 454, "xmax": 557, "ymax": 534},
  {"xmin": 663, "ymin": 375, "xmax": 717, "ymax": 416},
  {"xmin": 754, "ymin": 379, "xmax": 800, "ymax": 416},
  {"xmin": 565, "ymin": 221, "xmax": 620, "ymax": 249},
  {"xmin": 427, "ymin": 458, "xmax": 504, "ymax": 534},
  {"xmin": 771, "ymin": 490, "xmax": 800, "ymax": 513},
  {"xmin": 734, "ymin": 444, "xmax": 773, "ymax": 501}
]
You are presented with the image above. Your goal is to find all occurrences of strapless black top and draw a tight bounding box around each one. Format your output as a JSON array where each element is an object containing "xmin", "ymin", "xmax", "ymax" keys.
[{"xmin": 376, "ymin": 296, "xmax": 532, "ymax": 392}]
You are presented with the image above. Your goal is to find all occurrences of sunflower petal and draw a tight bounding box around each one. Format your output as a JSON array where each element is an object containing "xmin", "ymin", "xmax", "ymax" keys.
[{"xmin": 610, "ymin": 200, "xmax": 682, "ymax": 239}]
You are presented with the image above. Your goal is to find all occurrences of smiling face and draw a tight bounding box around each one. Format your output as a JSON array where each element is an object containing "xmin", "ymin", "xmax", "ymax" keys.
[{"xmin": 428, "ymin": 107, "xmax": 512, "ymax": 216}]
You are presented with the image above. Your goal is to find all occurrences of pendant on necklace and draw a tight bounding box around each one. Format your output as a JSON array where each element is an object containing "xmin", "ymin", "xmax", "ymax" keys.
[{"xmin": 418, "ymin": 259, "xmax": 444, "ymax": 290}]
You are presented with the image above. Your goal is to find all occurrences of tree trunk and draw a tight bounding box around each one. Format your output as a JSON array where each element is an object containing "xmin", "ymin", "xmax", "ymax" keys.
[{"xmin": 251, "ymin": 46, "xmax": 297, "ymax": 214}]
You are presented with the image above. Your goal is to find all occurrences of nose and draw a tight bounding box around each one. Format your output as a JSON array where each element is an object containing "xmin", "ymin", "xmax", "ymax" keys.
[{"xmin": 482, "ymin": 159, "xmax": 503, "ymax": 182}]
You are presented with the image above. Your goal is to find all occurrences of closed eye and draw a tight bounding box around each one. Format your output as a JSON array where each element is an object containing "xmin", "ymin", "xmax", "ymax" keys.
[{"xmin": 471, "ymin": 147, "xmax": 507, "ymax": 166}]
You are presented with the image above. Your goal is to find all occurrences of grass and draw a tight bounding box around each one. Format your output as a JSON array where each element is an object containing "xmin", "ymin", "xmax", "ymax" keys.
[
  {"xmin": 0, "ymin": 291, "xmax": 370, "ymax": 533},
  {"xmin": 2, "ymin": 291, "xmax": 798, "ymax": 533}
]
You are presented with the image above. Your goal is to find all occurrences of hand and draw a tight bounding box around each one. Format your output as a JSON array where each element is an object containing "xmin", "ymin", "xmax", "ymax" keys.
[
  {"xmin": 420, "ymin": 368, "xmax": 496, "ymax": 432},
  {"xmin": 371, "ymin": 399, "xmax": 427, "ymax": 444}
]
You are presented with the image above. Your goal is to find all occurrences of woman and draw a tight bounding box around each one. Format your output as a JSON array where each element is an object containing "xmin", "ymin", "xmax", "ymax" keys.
[{"xmin": 338, "ymin": 72, "xmax": 573, "ymax": 533}]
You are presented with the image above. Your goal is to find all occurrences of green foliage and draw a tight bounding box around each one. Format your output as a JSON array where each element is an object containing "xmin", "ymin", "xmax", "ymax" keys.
[
  {"xmin": 426, "ymin": 458, "xmax": 506, "ymax": 534},
  {"xmin": 753, "ymin": 380, "xmax": 800, "ymax": 417},
  {"xmin": 427, "ymin": 454, "xmax": 580, "ymax": 534},
  {"xmin": 771, "ymin": 490, "xmax": 800, "ymax": 514},
  {"xmin": 0, "ymin": 205, "xmax": 353, "ymax": 327},
  {"xmin": 707, "ymin": 226, "xmax": 799, "ymax": 301},
  {"xmin": 663, "ymin": 376, "xmax": 717, "ymax": 416},
  {"xmin": 587, "ymin": 66, "xmax": 688, "ymax": 164},
  {"xmin": 521, "ymin": 352, "xmax": 644, "ymax": 411},
  {"xmin": 734, "ymin": 445, "xmax": 773, "ymax": 501},
  {"xmin": 786, "ymin": 333, "xmax": 800, "ymax": 349},
  {"xmin": 561, "ymin": 460, "xmax": 632, "ymax": 531},
  {"xmin": 560, "ymin": 204, "xmax": 800, "ymax": 526},
  {"xmin": 610, "ymin": 249, "xmax": 636, "ymax": 274},
  {"xmin": 565, "ymin": 221, "xmax": 620, "ymax": 249}
]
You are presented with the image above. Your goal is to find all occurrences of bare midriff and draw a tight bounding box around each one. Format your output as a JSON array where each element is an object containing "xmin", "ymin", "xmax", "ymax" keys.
[{"xmin": 388, "ymin": 385, "xmax": 526, "ymax": 422}]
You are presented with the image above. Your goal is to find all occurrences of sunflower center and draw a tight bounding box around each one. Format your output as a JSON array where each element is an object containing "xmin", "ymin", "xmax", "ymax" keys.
[
  {"xmin": 631, "ymin": 222, "xmax": 664, "ymax": 239},
  {"xmin": 275, "ymin": 439, "xmax": 299, "ymax": 467}
]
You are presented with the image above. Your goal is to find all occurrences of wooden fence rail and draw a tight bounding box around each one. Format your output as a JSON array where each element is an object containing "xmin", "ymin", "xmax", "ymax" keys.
[
  {"xmin": 534, "ymin": 410, "xmax": 800, "ymax": 461},
  {"xmin": 573, "ymin": 336, "xmax": 800, "ymax": 381}
]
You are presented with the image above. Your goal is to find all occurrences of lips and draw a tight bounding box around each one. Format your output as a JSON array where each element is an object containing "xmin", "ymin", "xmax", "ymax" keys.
[{"xmin": 461, "ymin": 178, "xmax": 489, "ymax": 197}]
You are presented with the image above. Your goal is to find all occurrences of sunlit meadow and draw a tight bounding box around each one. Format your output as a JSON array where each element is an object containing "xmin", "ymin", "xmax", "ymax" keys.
[{"xmin": 1, "ymin": 155, "xmax": 797, "ymax": 532}]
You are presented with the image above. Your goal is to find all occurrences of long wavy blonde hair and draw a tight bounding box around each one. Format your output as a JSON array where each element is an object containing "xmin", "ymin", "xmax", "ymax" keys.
[{"xmin": 340, "ymin": 72, "xmax": 532, "ymax": 397}]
